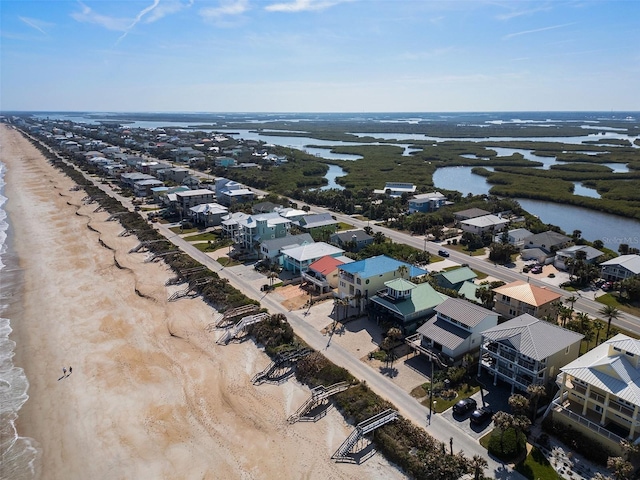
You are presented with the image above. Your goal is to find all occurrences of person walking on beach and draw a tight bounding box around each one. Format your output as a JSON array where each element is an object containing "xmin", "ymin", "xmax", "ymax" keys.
[
  {"xmin": 69, "ymin": 366, "xmax": 72, "ymax": 375},
  {"xmin": 63, "ymin": 367, "xmax": 67, "ymax": 376}
]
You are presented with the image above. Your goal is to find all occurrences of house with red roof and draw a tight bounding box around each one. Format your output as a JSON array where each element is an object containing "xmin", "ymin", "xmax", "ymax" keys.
[{"xmin": 301, "ymin": 255, "xmax": 353, "ymax": 293}]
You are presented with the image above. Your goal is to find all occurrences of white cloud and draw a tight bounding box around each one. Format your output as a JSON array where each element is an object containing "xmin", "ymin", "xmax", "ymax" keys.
[
  {"xmin": 265, "ymin": 0, "xmax": 352, "ymax": 13},
  {"xmin": 144, "ymin": 0, "xmax": 193, "ymax": 24},
  {"xmin": 495, "ymin": 4, "xmax": 553, "ymax": 21},
  {"xmin": 503, "ymin": 23, "xmax": 575, "ymax": 40},
  {"xmin": 71, "ymin": 1, "xmax": 130, "ymax": 31},
  {"xmin": 19, "ymin": 16, "xmax": 52, "ymax": 35},
  {"xmin": 199, "ymin": 0, "xmax": 249, "ymax": 19}
]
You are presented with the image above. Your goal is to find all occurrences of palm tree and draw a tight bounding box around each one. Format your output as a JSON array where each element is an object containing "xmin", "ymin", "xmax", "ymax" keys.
[
  {"xmin": 397, "ymin": 264, "xmax": 409, "ymax": 279},
  {"xmin": 267, "ymin": 271, "xmax": 279, "ymax": 288},
  {"xmin": 565, "ymin": 295, "xmax": 578, "ymax": 313},
  {"xmin": 593, "ymin": 320, "xmax": 605, "ymax": 345},
  {"xmin": 599, "ymin": 305, "xmax": 621, "ymax": 339},
  {"xmin": 508, "ymin": 394, "xmax": 530, "ymax": 417},
  {"xmin": 527, "ymin": 384, "xmax": 546, "ymax": 421},
  {"xmin": 470, "ymin": 454, "xmax": 488, "ymax": 480},
  {"xmin": 558, "ymin": 306, "xmax": 573, "ymax": 327},
  {"xmin": 607, "ymin": 456, "xmax": 633, "ymax": 480},
  {"xmin": 492, "ymin": 411, "xmax": 516, "ymax": 451},
  {"xmin": 373, "ymin": 231, "xmax": 386, "ymax": 244}
]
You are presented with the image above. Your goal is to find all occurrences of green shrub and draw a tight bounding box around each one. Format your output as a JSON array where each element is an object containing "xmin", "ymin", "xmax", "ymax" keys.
[{"xmin": 488, "ymin": 427, "xmax": 526, "ymax": 461}]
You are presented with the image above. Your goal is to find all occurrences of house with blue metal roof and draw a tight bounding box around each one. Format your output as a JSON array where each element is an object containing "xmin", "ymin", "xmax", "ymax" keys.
[{"xmin": 337, "ymin": 255, "xmax": 427, "ymax": 311}]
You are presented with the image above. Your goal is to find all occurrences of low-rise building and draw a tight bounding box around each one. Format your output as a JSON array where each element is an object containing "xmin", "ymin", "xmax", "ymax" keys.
[
  {"xmin": 435, "ymin": 266, "xmax": 477, "ymax": 291},
  {"xmin": 478, "ymin": 314, "xmax": 583, "ymax": 393},
  {"xmin": 337, "ymin": 255, "xmax": 428, "ymax": 309},
  {"xmin": 175, "ymin": 189, "xmax": 216, "ymax": 211},
  {"xmin": 460, "ymin": 214, "xmax": 509, "ymax": 235},
  {"xmin": 329, "ymin": 230, "xmax": 373, "ymax": 252},
  {"xmin": 554, "ymin": 245, "xmax": 604, "ymax": 271},
  {"xmin": 369, "ymin": 279, "xmax": 448, "ymax": 333},
  {"xmin": 408, "ymin": 192, "xmax": 447, "ymax": 213},
  {"xmin": 600, "ymin": 254, "xmax": 640, "ymax": 282},
  {"xmin": 281, "ymin": 242, "xmax": 344, "ymax": 274},
  {"xmin": 301, "ymin": 255, "xmax": 353, "ymax": 293},
  {"xmin": 188, "ymin": 203, "xmax": 228, "ymax": 227},
  {"xmin": 549, "ymin": 334, "xmax": 640, "ymax": 453},
  {"xmin": 521, "ymin": 231, "xmax": 572, "ymax": 264},
  {"xmin": 492, "ymin": 280, "xmax": 562, "ymax": 320},
  {"xmin": 259, "ymin": 233, "xmax": 314, "ymax": 263},
  {"xmin": 408, "ymin": 298, "xmax": 498, "ymax": 365}
]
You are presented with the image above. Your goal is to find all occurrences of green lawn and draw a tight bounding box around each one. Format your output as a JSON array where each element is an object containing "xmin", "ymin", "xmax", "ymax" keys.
[
  {"xmin": 337, "ymin": 222, "xmax": 355, "ymax": 230},
  {"xmin": 183, "ymin": 232, "xmax": 219, "ymax": 241},
  {"xmin": 515, "ymin": 446, "xmax": 561, "ymax": 480},
  {"xmin": 169, "ymin": 226, "xmax": 198, "ymax": 234},
  {"xmin": 596, "ymin": 293, "xmax": 640, "ymax": 317}
]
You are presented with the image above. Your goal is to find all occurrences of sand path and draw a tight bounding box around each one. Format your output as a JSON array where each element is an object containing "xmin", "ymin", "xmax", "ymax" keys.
[{"xmin": 1, "ymin": 125, "xmax": 405, "ymax": 480}]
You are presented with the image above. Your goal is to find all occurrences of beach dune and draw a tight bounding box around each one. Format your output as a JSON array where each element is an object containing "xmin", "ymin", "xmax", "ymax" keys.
[{"xmin": 1, "ymin": 125, "xmax": 404, "ymax": 480}]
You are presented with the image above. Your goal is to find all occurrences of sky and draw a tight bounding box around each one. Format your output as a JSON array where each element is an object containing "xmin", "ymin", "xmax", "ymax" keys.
[{"xmin": 1, "ymin": 0, "xmax": 639, "ymax": 113}]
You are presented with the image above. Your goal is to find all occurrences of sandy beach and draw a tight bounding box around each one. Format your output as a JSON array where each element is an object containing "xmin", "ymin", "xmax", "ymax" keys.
[{"xmin": 1, "ymin": 124, "xmax": 405, "ymax": 480}]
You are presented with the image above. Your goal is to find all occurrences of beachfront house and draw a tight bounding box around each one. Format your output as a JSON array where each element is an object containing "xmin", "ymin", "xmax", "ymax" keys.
[
  {"xmin": 337, "ymin": 255, "xmax": 428, "ymax": 311},
  {"xmin": 407, "ymin": 298, "xmax": 498, "ymax": 365},
  {"xmin": 188, "ymin": 203, "xmax": 228, "ymax": 227},
  {"xmin": 548, "ymin": 334, "xmax": 640, "ymax": 454},
  {"xmin": 280, "ymin": 242, "xmax": 345, "ymax": 274},
  {"xmin": 175, "ymin": 189, "xmax": 216, "ymax": 211},
  {"xmin": 478, "ymin": 314, "xmax": 583, "ymax": 393},
  {"xmin": 222, "ymin": 212, "xmax": 292, "ymax": 253},
  {"xmin": 369, "ymin": 279, "xmax": 448, "ymax": 333},
  {"xmin": 301, "ymin": 255, "xmax": 353, "ymax": 293},
  {"xmin": 259, "ymin": 233, "xmax": 314, "ymax": 263}
]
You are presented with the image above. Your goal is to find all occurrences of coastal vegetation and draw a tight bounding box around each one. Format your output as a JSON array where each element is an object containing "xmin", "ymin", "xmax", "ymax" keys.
[{"xmin": 22, "ymin": 127, "xmax": 476, "ymax": 480}]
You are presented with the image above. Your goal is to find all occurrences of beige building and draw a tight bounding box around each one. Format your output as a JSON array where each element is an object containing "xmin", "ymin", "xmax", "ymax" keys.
[
  {"xmin": 548, "ymin": 334, "xmax": 640, "ymax": 453},
  {"xmin": 492, "ymin": 280, "xmax": 562, "ymax": 320},
  {"xmin": 479, "ymin": 314, "xmax": 583, "ymax": 393}
]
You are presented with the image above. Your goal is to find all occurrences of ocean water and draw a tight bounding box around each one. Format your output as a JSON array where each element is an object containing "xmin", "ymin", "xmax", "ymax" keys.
[{"xmin": 0, "ymin": 161, "xmax": 40, "ymax": 479}]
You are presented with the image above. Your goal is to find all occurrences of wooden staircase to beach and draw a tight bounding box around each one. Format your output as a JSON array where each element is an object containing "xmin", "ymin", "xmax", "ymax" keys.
[
  {"xmin": 165, "ymin": 266, "xmax": 207, "ymax": 286},
  {"xmin": 208, "ymin": 304, "xmax": 260, "ymax": 330},
  {"xmin": 144, "ymin": 250, "xmax": 179, "ymax": 263},
  {"xmin": 167, "ymin": 277, "xmax": 213, "ymax": 302},
  {"xmin": 332, "ymin": 409, "xmax": 398, "ymax": 462},
  {"xmin": 216, "ymin": 312, "xmax": 270, "ymax": 345},
  {"xmin": 251, "ymin": 348, "xmax": 313, "ymax": 385},
  {"xmin": 287, "ymin": 381, "xmax": 350, "ymax": 423}
]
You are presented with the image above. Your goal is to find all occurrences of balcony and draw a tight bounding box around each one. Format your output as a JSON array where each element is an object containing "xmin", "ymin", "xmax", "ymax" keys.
[{"xmin": 552, "ymin": 400, "xmax": 628, "ymax": 444}]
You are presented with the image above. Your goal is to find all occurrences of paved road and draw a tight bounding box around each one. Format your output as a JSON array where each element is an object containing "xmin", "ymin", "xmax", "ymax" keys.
[{"xmin": 150, "ymin": 221, "xmax": 521, "ymax": 479}]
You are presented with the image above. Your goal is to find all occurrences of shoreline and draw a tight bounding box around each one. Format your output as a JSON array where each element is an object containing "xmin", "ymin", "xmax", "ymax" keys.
[{"xmin": 0, "ymin": 125, "xmax": 404, "ymax": 479}]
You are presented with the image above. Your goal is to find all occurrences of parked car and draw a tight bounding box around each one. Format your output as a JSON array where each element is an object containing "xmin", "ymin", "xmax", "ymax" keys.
[
  {"xmin": 602, "ymin": 282, "xmax": 613, "ymax": 291},
  {"xmin": 530, "ymin": 265, "xmax": 543, "ymax": 274},
  {"xmin": 470, "ymin": 406, "xmax": 494, "ymax": 425},
  {"xmin": 438, "ymin": 250, "xmax": 450, "ymax": 257},
  {"xmin": 453, "ymin": 398, "xmax": 477, "ymax": 415}
]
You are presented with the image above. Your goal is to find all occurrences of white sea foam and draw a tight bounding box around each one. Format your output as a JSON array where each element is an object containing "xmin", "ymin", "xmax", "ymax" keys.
[{"xmin": 0, "ymin": 161, "xmax": 40, "ymax": 479}]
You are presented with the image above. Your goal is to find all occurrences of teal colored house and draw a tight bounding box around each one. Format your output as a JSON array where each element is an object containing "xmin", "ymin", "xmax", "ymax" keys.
[{"xmin": 369, "ymin": 279, "xmax": 448, "ymax": 333}]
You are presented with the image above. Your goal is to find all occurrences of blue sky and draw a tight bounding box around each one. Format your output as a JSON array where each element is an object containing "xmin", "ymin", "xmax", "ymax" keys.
[{"xmin": 1, "ymin": 0, "xmax": 639, "ymax": 112}]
